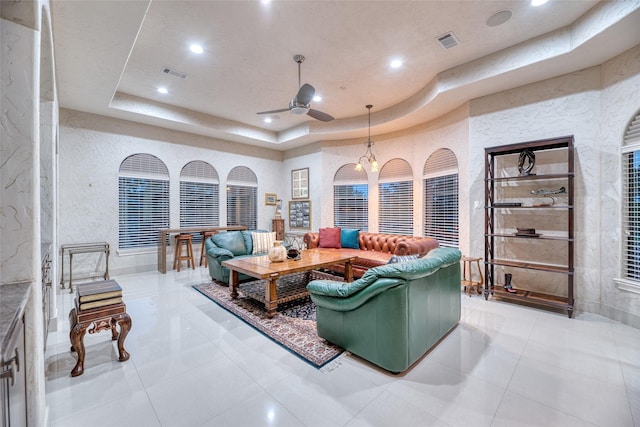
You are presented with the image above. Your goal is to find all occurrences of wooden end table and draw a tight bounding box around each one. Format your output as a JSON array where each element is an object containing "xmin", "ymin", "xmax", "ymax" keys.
[{"xmin": 69, "ymin": 302, "xmax": 131, "ymax": 377}]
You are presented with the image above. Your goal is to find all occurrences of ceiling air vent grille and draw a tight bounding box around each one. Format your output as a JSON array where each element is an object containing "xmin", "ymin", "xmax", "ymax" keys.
[
  {"xmin": 161, "ymin": 66, "xmax": 188, "ymax": 79},
  {"xmin": 436, "ymin": 32, "xmax": 460, "ymax": 50}
]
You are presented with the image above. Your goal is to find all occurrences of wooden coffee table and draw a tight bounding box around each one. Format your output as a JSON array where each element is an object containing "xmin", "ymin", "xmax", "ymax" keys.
[{"xmin": 222, "ymin": 248, "xmax": 355, "ymax": 317}]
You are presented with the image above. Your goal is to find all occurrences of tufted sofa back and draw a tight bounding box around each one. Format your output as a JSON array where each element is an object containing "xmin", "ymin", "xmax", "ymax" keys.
[{"xmin": 304, "ymin": 231, "xmax": 438, "ymax": 256}]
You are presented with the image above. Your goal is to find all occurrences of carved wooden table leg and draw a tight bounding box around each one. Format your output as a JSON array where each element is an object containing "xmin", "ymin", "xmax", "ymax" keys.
[
  {"xmin": 70, "ymin": 318, "xmax": 89, "ymax": 377},
  {"xmin": 115, "ymin": 313, "xmax": 131, "ymax": 362}
]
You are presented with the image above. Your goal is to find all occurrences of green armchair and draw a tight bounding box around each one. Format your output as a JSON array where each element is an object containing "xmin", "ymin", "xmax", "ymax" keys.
[{"xmin": 307, "ymin": 247, "xmax": 462, "ymax": 373}]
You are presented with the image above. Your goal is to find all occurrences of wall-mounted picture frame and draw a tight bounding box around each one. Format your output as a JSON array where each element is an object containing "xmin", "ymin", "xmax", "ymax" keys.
[
  {"xmin": 291, "ymin": 168, "xmax": 309, "ymax": 199},
  {"xmin": 265, "ymin": 193, "xmax": 277, "ymax": 205},
  {"xmin": 289, "ymin": 200, "xmax": 311, "ymax": 229}
]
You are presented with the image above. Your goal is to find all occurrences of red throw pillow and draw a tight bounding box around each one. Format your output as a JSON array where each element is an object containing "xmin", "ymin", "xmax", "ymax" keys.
[{"xmin": 318, "ymin": 227, "xmax": 342, "ymax": 248}]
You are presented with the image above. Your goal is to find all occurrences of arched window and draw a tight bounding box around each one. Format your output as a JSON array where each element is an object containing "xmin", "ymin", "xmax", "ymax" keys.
[
  {"xmin": 333, "ymin": 164, "xmax": 368, "ymax": 231},
  {"xmin": 180, "ymin": 161, "xmax": 219, "ymax": 234},
  {"xmin": 118, "ymin": 154, "xmax": 169, "ymax": 249},
  {"xmin": 622, "ymin": 110, "xmax": 640, "ymax": 282},
  {"xmin": 378, "ymin": 158, "xmax": 413, "ymax": 235},
  {"xmin": 227, "ymin": 166, "xmax": 257, "ymax": 229},
  {"xmin": 423, "ymin": 149, "xmax": 459, "ymax": 247}
]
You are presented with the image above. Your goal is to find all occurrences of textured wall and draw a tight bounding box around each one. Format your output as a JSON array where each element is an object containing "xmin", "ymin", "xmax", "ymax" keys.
[
  {"xmin": 469, "ymin": 66, "xmax": 601, "ymax": 312},
  {"xmin": 600, "ymin": 45, "xmax": 640, "ymax": 325},
  {"xmin": 469, "ymin": 45, "xmax": 640, "ymax": 325},
  {"xmin": 319, "ymin": 104, "xmax": 470, "ymax": 252},
  {"xmin": 59, "ymin": 110, "xmax": 285, "ymax": 276}
]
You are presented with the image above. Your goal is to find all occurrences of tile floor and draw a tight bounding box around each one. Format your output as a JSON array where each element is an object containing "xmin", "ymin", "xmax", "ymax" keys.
[{"xmin": 45, "ymin": 267, "xmax": 640, "ymax": 426}]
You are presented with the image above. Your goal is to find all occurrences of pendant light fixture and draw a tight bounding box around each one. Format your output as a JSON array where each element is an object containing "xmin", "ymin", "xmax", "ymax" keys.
[{"xmin": 355, "ymin": 104, "xmax": 379, "ymax": 172}]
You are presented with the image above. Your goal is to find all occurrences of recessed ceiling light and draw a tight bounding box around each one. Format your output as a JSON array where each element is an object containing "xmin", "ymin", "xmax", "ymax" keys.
[
  {"xmin": 189, "ymin": 44, "xmax": 203, "ymax": 54},
  {"xmin": 264, "ymin": 117, "xmax": 272, "ymax": 123},
  {"xmin": 531, "ymin": 0, "xmax": 549, "ymax": 6},
  {"xmin": 157, "ymin": 87, "xmax": 168, "ymax": 94},
  {"xmin": 313, "ymin": 95, "xmax": 322, "ymax": 102},
  {"xmin": 390, "ymin": 59, "xmax": 403, "ymax": 69}
]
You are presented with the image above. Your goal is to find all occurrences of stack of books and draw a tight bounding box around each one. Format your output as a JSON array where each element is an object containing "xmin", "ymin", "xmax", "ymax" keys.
[{"xmin": 76, "ymin": 280, "xmax": 123, "ymax": 311}]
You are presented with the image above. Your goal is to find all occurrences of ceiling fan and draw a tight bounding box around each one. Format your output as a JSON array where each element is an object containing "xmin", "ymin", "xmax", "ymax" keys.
[{"xmin": 257, "ymin": 54, "xmax": 334, "ymax": 122}]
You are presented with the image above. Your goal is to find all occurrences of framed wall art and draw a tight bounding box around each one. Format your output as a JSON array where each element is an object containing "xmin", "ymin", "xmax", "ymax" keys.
[
  {"xmin": 289, "ymin": 200, "xmax": 311, "ymax": 229},
  {"xmin": 265, "ymin": 193, "xmax": 277, "ymax": 205},
  {"xmin": 291, "ymin": 168, "xmax": 309, "ymax": 199}
]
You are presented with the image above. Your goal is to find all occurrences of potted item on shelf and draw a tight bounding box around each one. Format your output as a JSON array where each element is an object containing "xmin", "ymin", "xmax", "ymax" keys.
[{"xmin": 515, "ymin": 228, "xmax": 540, "ymax": 237}]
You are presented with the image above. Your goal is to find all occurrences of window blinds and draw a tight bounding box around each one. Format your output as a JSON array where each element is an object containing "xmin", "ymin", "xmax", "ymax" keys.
[
  {"xmin": 180, "ymin": 161, "xmax": 220, "ymax": 241},
  {"xmin": 623, "ymin": 112, "xmax": 640, "ymax": 280},
  {"xmin": 334, "ymin": 164, "xmax": 368, "ymax": 230},
  {"xmin": 226, "ymin": 166, "xmax": 257, "ymax": 229},
  {"xmin": 423, "ymin": 149, "xmax": 459, "ymax": 247},
  {"xmin": 378, "ymin": 159, "xmax": 413, "ymax": 235},
  {"xmin": 118, "ymin": 154, "xmax": 170, "ymax": 249}
]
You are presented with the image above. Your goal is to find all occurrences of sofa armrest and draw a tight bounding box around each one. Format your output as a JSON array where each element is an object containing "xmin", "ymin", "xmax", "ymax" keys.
[
  {"xmin": 303, "ymin": 232, "xmax": 320, "ymax": 249},
  {"xmin": 394, "ymin": 237, "xmax": 439, "ymax": 256},
  {"xmin": 308, "ymin": 277, "xmax": 405, "ymax": 311},
  {"xmin": 206, "ymin": 246, "xmax": 234, "ymax": 261}
]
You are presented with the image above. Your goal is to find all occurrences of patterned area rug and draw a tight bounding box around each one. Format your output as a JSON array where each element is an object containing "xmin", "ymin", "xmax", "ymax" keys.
[{"xmin": 192, "ymin": 281, "xmax": 344, "ymax": 369}]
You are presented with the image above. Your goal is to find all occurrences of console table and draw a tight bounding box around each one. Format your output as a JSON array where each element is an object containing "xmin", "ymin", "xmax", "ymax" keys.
[
  {"xmin": 157, "ymin": 226, "xmax": 247, "ymax": 273},
  {"xmin": 60, "ymin": 242, "xmax": 110, "ymax": 293}
]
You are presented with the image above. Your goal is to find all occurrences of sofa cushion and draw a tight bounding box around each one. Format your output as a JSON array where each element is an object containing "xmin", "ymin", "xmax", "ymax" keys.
[
  {"xmin": 211, "ymin": 231, "xmax": 247, "ymax": 256},
  {"xmin": 252, "ymin": 231, "xmax": 276, "ymax": 254},
  {"xmin": 319, "ymin": 227, "xmax": 342, "ymax": 248},
  {"xmin": 387, "ymin": 254, "xmax": 419, "ymax": 264},
  {"xmin": 340, "ymin": 228, "xmax": 360, "ymax": 249}
]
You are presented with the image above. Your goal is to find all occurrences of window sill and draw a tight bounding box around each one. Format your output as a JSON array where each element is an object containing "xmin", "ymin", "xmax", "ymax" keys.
[
  {"xmin": 116, "ymin": 248, "xmax": 156, "ymax": 257},
  {"xmin": 613, "ymin": 278, "xmax": 640, "ymax": 295}
]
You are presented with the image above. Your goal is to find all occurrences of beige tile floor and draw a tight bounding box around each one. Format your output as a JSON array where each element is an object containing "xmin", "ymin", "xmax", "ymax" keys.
[{"xmin": 45, "ymin": 267, "xmax": 640, "ymax": 426}]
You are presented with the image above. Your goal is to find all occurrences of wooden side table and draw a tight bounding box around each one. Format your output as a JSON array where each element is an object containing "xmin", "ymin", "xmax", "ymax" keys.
[
  {"xmin": 461, "ymin": 256, "xmax": 483, "ymax": 296},
  {"xmin": 272, "ymin": 218, "xmax": 285, "ymax": 240},
  {"xmin": 69, "ymin": 302, "xmax": 131, "ymax": 377}
]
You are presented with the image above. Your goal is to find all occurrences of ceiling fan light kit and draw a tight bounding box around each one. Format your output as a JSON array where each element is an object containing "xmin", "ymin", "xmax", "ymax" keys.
[
  {"xmin": 256, "ymin": 54, "xmax": 334, "ymax": 122},
  {"xmin": 355, "ymin": 104, "xmax": 379, "ymax": 172}
]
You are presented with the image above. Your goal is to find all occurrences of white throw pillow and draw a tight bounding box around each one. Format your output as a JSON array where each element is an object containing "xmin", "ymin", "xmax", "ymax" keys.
[{"xmin": 252, "ymin": 232, "xmax": 276, "ymax": 254}]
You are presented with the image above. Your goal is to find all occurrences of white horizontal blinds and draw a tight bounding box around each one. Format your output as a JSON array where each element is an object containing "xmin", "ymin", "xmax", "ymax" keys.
[
  {"xmin": 623, "ymin": 111, "xmax": 640, "ymax": 280},
  {"xmin": 118, "ymin": 153, "xmax": 170, "ymax": 249},
  {"xmin": 180, "ymin": 161, "xmax": 220, "ymax": 242},
  {"xmin": 423, "ymin": 149, "xmax": 459, "ymax": 247},
  {"xmin": 333, "ymin": 164, "xmax": 368, "ymax": 231},
  {"xmin": 227, "ymin": 166, "xmax": 257, "ymax": 229},
  {"xmin": 378, "ymin": 158, "xmax": 413, "ymax": 235}
]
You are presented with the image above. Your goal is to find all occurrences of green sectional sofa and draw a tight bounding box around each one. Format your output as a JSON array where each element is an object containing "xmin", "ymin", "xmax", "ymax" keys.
[
  {"xmin": 307, "ymin": 247, "xmax": 462, "ymax": 373},
  {"xmin": 205, "ymin": 229, "xmax": 283, "ymax": 284}
]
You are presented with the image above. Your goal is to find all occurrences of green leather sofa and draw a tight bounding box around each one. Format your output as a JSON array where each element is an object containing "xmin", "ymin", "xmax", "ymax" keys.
[
  {"xmin": 307, "ymin": 247, "xmax": 462, "ymax": 373},
  {"xmin": 205, "ymin": 230, "xmax": 269, "ymax": 284}
]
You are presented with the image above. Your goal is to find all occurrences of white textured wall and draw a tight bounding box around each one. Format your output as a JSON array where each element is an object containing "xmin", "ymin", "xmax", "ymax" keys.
[
  {"xmin": 469, "ymin": 67, "xmax": 601, "ymax": 312},
  {"xmin": 59, "ymin": 110, "xmax": 285, "ymax": 276},
  {"xmin": 469, "ymin": 46, "xmax": 640, "ymax": 325},
  {"xmin": 319, "ymin": 104, "xmax": 470, "ymax": 252},
  {"xmin": 600, "ymin": 45, "xmax": 640, "ymax": 326}
]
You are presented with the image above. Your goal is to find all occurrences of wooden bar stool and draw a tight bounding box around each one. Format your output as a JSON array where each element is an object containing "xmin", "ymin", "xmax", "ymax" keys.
[
  {"xmin": 173, "ymin": 234, "xmax": 195, "ymax": 272},
  {"xmin": 200, "ymin": 231, "xmax": 215, "ymax": 267},
  {"xmin": 461, "ymin": 256, "xmax": 483, "ymax": 296}
]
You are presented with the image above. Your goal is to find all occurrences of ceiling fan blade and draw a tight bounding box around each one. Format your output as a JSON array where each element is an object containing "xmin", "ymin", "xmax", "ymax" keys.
[
  {"xmin": 296, "ymin": 83, "xmax": 315, "ymax": 105},
  {"xmin": 257, "ymin": 108, "xmax": 290, "ymax": 115},
  {"xmin": 307, "ymin": 109, "xmax": 334, "ymax": 122}
]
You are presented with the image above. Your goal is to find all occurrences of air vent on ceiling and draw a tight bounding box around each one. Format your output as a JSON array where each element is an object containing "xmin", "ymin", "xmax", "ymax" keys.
[
  {"xmin": 161, "ymin": 66, "xmax": 188, "ymax": 79},
  {"xmin": 436, "ymin": 32, "xmax": 460, "ymax": 50}
]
